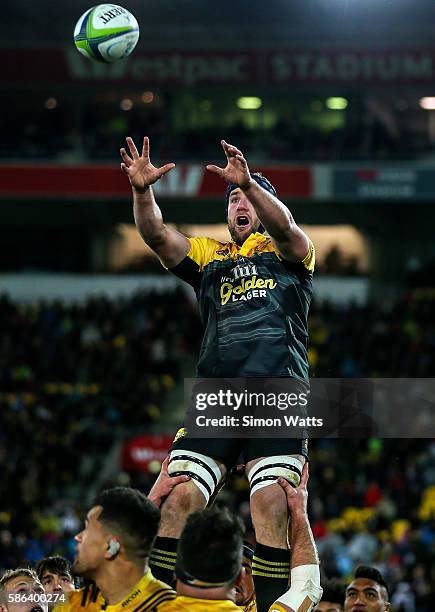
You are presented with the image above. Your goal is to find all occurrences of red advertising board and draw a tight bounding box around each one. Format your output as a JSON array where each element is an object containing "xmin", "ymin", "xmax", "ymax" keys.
[
  {"xmin": 0, "ymin": 164, "xmax": 312, "ymax": 199},
  {"xmin": 122, "ymin": 434, "xmax": 174, "ymax": 473}
]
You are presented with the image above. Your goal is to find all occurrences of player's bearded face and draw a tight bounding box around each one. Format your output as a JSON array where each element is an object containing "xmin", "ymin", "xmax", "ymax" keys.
[
  {"xmin": 72, "ymin": 506, "xmax": 108, "ymax": 578},
  {"xmin": 227, "ymin": 189, "xmax": 261, "ymax": 245},
  {"xmin": 234, "ymin": 558, "xmax": 255, "ymax": 606}
]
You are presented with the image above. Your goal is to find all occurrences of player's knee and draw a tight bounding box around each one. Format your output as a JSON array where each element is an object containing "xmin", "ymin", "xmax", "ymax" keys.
[
  {"xmin": 167, "ymin": 449, "xmax": 224, "ymax": 506},
  {"xmin": 161, "ymin": 479, "xmax": 205, "ymax": 518},
  {"xmin": 251, "ymin": 483, "xmax": 287, "ymax": 522}
]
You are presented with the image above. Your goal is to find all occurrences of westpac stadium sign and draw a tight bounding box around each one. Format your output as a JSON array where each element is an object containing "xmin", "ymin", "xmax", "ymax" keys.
[{"xmin": 4, "ymin": 47, "xmax": 435, "ymax": 87}]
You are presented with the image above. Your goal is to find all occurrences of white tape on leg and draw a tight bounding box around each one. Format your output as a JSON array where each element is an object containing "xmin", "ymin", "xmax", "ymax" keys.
[
  {"xmin": 247, "ymin": 456, "xmax": 303, "ymax": 497},
  {"xmin": 168, "ymin": 450, "xmax": 222, "ymax": 504}
]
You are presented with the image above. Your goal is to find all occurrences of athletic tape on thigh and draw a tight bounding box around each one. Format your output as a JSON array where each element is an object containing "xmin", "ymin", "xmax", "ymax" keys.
[
  {"xmin": 168, "ymin": 450, "xmax": 222, "ymax": 504},
  {"xmin": 247, "ymin": 455, "xmax": 303, "ymax": 496}
]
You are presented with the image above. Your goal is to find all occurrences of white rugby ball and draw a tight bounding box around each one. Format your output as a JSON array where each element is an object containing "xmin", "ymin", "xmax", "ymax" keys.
[{"xmin": 74, "ymin": 4, "xmax": 139, "ymax": 63}]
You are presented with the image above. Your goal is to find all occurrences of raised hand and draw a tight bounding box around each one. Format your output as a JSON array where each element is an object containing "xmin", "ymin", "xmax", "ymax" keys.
[
  {"xmin": 120, "ymin": 136, "xmax": 175, "ymax": 192},
  {"xmin": 206, "ymin": 140, "xmax": 252, "ymax": 189},
  {"xmin": 277, "ymin": 462, "xmax": 309, "ymax": 517},
  {"xmin": 148, "ymin": 456, "xmax": 190, "ymax": 508}
]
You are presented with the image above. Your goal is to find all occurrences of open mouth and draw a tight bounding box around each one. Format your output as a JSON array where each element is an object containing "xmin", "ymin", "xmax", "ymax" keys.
[
  {"xmin": 236, "ymin": 215, "xmax": 249, "ymax": 227},
  {"xmin": 31, "ymin": 606, "xmax": 44, "ymax": 612}
]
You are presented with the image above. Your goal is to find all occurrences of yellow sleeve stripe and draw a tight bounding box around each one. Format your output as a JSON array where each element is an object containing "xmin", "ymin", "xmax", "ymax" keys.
[
  {"xmin": 252, "ymin": 570, "xmax": 289, "ymax": 579},
  {"xmin": 152, "ymin": 548, "xmax": 177, "ymax": 557},
  {"xmin": 252, "ymin": 556, "xmax": 290, "ymax": 567},
  {"xmin": 301, "ymin": 239, "xmax": 315, "ymax": 273},
  {"xmin": 151, "ymin": 548, "xmax": 177, "ymax": 558},
  {"xmin": 150, "ymin": 554, "xmax": 176, "ymax": 566},
  {"xmin": 149, "ymin": 561, "xmax": 176, "ymax": 571},
  {"xmin": 252, "ymin": 563, "xmax": 290, "ymax": 576}
]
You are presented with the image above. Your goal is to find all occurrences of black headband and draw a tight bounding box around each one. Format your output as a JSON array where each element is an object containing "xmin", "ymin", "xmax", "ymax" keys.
[
  {"xmin": 225, "ymin": 172, "xmax": 277, "ymax": 207},
  {"xmin": 175, "ymin": 563, "xmax": 241, "ymax": 589}
]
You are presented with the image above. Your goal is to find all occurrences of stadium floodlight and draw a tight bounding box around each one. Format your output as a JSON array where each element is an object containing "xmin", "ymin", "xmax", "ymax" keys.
[
  {"xmin": 142, "ymin": 91, "xmax": 154, "ymax": 104},
  {"xmin": 237, "ymin": 96, "xmax": 262, "ymax": 110},
  {"xmin": 120, "ymin": 98, "xmax": 133, "ymax": 111},
  {"xmin": 44, "ymin": 97, "xmax": 57, "ymax": 110},
  {"xmin": 326, "ymin": 97, "xmax": 348, "ymax": 110},
  {"xmin": 420, "ymin": 97, "xmax": 435, "ymax": 110}
]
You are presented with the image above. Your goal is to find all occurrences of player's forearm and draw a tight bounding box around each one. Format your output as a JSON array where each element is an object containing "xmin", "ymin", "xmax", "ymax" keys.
[
  {"xmin": 269, "ymin": 513, "xmax": 321, "ymax": 612},
  {"xmin": 132, "ymin": 186, "xmax": 167, "ymax": 248},
  {"xmin": 290, "ymin": 511, "xmax": 319, "ymax": 568},
  {"xmin": 242, "ymin": 180, "xmax": 294, "ymax": 240}
]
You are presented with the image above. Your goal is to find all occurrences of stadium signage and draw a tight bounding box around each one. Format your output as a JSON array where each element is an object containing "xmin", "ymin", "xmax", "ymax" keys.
[
  {"xmin": 270, "ymin": 51, "xmax": 433, "ymax": 84},
  {"xmin": 65, "ymin": 48, "xmax": 252, "ymax": 85},
  {"xmin": 4, "ymin": 47, "xmax": 435, "ymax": 86},
  {"xmin": 333, "ymin": 167, "xmax": 435, "ymax": 200}
]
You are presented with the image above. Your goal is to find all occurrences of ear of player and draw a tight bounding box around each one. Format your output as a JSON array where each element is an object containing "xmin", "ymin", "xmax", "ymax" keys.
[{"xmin": 107, "ymin": 538, "xmax": 121, "ymax": 558}]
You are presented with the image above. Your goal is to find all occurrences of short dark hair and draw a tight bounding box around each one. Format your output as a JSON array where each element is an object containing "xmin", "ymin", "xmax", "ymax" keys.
[
  {"xmin": 93, "ymin": 487, "xmax": 160, "ymax": 564},
  {"xmin": 35, "ymin": 557, "xmax": 73, "ymax": 582},
  {"xmin": 354, "ymin": 565, "xmax": 390, "ymax": 599},
  {"xmin": 176, "ymin": 507, "xmax": 244, "ymax": 586},
  {"xmin": 321, "ymin": 579, "xmax": 345, "ymax": 606}
]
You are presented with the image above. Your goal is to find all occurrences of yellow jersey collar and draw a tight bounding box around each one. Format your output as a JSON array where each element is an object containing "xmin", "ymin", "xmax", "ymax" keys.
[
  {"xmin": 176, "ymin": 596, "xmax": 238, "ymax": 609},
  {"xmin": 105, "ymin": 570, "xmax": 152, "ymax": 610},
  {"xmin": 229, "ymin": 232, "xmax": 269, "ymax": 257}
]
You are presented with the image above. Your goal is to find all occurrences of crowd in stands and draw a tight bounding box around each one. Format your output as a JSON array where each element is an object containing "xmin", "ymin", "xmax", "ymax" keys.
[
  {"xmin": 2, "ymin": 94, "xmax": 431, "ymax": 164},
  {"xmin": 1, "ymin": 290, "xmax": 434, "ymax": 610}
]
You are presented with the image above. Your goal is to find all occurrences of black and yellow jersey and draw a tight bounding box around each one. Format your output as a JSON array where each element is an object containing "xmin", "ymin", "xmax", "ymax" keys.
[
  {"xmin": 53, "ymin": 582, "xmax": 103, "ymax": 612},
  {"xmin": 238, "ymin": 596, "xmax": 257, "ymax": 612},
  {"xmin": 160, "ymin": 595, "xmax": 293, "ymax": 612},
  {"xmin": 54, "ymin": 571, "xmax": 175, "ymax": 612},
  {"xmin": 169, "ymin": 233, "xmax": 314, "ymax": 380},
  {"xmin": 160, "ymin": 595, "xmax": 240, "ymax": 611}
]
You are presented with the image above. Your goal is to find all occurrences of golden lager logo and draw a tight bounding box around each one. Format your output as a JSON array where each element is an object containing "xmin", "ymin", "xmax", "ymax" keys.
[{"xmin": 220, "ymin": 276, "xmax": 277, "ymax": 305}]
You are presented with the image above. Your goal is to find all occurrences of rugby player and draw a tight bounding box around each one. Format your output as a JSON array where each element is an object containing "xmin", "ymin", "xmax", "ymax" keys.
[
  {"xmin": 35, "ymin": 558, "xmax": 75, "ymax": 609},
  {"xmin": 235, "ymin": 544, "xmax": 255, "ymax": 612},
  {"xmin": 313, "ymin": 580, "xmax": 344, "ymax": 611},
  {"xmin": 0, "ymin": 569, "xmax": 48, "ymax": 612},
  {"xmin": 160, "ymin": 462, "xmax": 322, "ymax": 612},
  {"xmin": 120, "ymin": 136, "xmax": 315, "ymax": 606},
  {"xmin": 54, "ymin": 487, "xmax": 175, "ymax": 612},
  {"xmin": 344, "ymin": 566, "xmax": 390, "ymax": 612}
]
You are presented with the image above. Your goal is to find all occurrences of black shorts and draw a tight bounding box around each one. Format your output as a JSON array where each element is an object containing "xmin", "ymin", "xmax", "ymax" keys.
[{"xmin": 171, "ymin": 428, "xmax": 308, "ymax": 470}]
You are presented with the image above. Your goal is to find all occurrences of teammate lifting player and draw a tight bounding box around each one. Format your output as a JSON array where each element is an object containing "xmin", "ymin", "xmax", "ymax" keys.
[{"xmin": 120, "ymin": 136, "xmax": 315, "ymax": 610}]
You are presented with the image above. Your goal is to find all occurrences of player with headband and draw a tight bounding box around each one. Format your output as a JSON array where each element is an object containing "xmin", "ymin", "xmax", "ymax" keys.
[{"xmin": 120, "ymin": 137, "xmax": 315, "ymax": 610}]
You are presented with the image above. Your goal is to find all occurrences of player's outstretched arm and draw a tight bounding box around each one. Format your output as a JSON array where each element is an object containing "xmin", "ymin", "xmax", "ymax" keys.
[
  {"xmin": 120, "ymin": 136, "xmax": 190, "ymax": 267},
  {"xmin": 207, "ymin": 140, "xmax": 310, "ymax": 263},
  {"xmin": 268, "ymin": 465, "xmax": 322, "ymax": 612}
]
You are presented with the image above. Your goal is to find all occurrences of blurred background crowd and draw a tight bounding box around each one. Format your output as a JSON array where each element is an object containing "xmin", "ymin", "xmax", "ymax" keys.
[
  {"xmin": 2, "ymin": 94, "xmax": 426, "ymax": 163},
  {"xmin": 2, "ymin": 1, "xmax": 435, "ymax": 610},
  {"xmin": 0, "ymin": 290, "xmax": 434, "ymax": 610}
]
